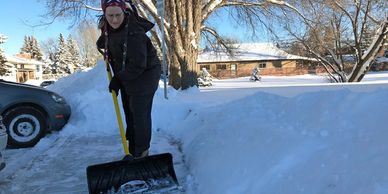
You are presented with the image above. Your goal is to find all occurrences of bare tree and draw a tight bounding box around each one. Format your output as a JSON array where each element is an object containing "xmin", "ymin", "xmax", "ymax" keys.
[
  {"xmin": 39, "ymin": 0, "xmax": 310, "ymax": 89},
  {"xmin": 41, "ymin": 38, "xmax": 58, "ymax": 62},
  {"xmin": 273, "ymin": 0, "xmax": 387, "ymax": 82},
  {"xmin": 75, "ymin": 20, "xmax": 101, "ymax": 68}
]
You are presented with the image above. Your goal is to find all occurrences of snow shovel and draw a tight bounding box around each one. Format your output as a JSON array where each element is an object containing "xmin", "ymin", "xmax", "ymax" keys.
[
  {"xmin": 86, "ymin": 48, "xmax": 179, "ymax": 194},
  {"xmin": 86, "ymin": 153, "xmax": 178, "ymax": 193}
]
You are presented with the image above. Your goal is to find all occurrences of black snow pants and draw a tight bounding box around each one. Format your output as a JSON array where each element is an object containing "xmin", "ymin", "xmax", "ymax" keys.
[{"xmin": 120, "ymin": 92, "xmax": 155, "ymax": 157}]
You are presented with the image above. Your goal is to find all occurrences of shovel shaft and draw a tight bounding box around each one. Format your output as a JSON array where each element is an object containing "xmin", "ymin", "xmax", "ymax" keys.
[{"xmin": 105, "ymin": 58, "xmax": 130, "ymax": 156}]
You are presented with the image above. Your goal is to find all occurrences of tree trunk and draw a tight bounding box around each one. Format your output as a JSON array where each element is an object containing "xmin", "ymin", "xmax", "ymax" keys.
[
  {"xmin": 181, "ymin": 47, "xmax": 199, "ymax": 89},
  {"xmin": 165, "ymin": 0, "xmax": 201, "ymax": 89},
  {"xmin": 168, "ymin": 39, "xmax": 199, "ymax": 90},
  {"xmin": 169, "ymin": 52, "xmax": 181, "ymax": 90},
  {"xmin": 348, "ymin": 19, "xmax": 387, "ymax": 82}
]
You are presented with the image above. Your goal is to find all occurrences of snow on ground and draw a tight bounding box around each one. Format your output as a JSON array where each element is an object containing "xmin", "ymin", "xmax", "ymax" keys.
[
  {"xmin": 1, "ymin": 61, "xmax": 388, "ymax": 194},
  {"xmin": 23, "ymin": 79, "xmax": 44, "ymax": 86}
]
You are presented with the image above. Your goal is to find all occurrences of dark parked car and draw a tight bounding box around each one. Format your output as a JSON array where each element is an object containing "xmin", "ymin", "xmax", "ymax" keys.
[
  {"xmin": 0, "ymin": 116, "xmax": 7, "ymax": 171},
  {"xmin": 0, "ymin": 80, "xmax": 71, "ymax": 148},
  {"xmin": 40, "ymin": 80, "xmax": 55, "ymax": 87}
]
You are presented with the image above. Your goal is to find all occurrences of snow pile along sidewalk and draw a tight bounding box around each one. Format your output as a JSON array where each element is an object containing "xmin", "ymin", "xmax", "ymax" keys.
[{"xmin": 171, "ymin": 88, "xmax": 388, "ymax": 194}]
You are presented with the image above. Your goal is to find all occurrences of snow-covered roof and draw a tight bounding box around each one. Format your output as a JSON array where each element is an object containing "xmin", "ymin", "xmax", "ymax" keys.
[
  {"xmin": 5, "ymin": 54, "xmax": 46, "ymax": 66},
  {"xmin": 197, "ymin": 43, "xmax": 314, "ymax": 63}
]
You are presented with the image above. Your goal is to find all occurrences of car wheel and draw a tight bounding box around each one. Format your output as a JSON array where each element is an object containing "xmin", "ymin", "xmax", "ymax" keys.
[{"xmin": 3, "ymin": 106, "xmax": 46, "ymax": 148}]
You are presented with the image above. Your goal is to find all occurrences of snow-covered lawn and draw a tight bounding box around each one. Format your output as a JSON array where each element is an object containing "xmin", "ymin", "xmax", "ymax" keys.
[{"xmin": 1, "ymin": 62, "xmax": 388, "ymax": 194}]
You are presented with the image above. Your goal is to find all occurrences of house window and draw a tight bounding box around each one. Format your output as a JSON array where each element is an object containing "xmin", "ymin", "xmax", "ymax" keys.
[
  {"xmin": 272, "ymin": 61, "xmax": 282, "ymax": 68},
  {"xmin": 384, "ymin": 50, "xmax": 388, "ymax": 58},
  {"xmin": 216, "ymin": 64, "xmax": 227, "ymax": 70},
  {"xmin": 231, "ymin": 64, "xmax": 237, "ymax": 70},
  {"xmin": 36, "ymin": 65, "xmax": 40, "ymax": 72},
  {"xmin": 200, "ymin": 65, "xmax": 210, "ymax": 70},
  {"xmin": 259, "ymin": 63, "xmax": 267, "ymax": 68}
]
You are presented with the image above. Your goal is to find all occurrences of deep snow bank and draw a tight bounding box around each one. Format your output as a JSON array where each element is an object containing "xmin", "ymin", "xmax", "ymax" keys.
[{"xmin": 174, "ymin": 89, "xmax": 388, "ymax": 194}]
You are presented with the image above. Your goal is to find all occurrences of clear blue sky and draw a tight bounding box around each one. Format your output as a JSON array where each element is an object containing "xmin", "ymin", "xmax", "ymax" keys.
[
  {"xmin": 206, "ymin": 8, "xmax": 272, "ymax": 43},
  {"xmin": 0, "ymin": 1, "xmax": 271, "ymax": 56},
  {"xmin": 0, "ymin": 1, "xmax": 73, "ymax": 55}
]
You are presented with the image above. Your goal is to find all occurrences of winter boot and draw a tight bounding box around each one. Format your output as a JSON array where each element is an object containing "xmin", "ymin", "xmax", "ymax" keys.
[{"xmin": 135, "ymin": 149, "xmax": 149, "ymax": 159}]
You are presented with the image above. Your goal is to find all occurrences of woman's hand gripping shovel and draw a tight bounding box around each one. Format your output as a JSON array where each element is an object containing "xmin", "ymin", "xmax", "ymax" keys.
[{"xmin": 85, "ymin": 48, "xmax": 179, "ymax": 194}]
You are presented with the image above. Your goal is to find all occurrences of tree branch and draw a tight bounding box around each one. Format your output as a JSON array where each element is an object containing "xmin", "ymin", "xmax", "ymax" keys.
[{"xmin": 67, "ymin": 0, "xmax": 101, "ymax": 11}]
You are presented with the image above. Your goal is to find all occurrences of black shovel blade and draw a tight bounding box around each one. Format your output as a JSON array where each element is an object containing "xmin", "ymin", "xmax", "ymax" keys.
[{"xmin": 86, "ymin": 153, "xmax": 178, "ymax": 194}]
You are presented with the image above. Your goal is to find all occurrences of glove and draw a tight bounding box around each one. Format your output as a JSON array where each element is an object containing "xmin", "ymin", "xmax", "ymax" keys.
[{"xmin": 109, "ymin": 76, "xmax": 121, "ymax": 96}]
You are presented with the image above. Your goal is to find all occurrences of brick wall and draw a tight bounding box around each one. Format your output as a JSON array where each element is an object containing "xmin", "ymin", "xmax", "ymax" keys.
[{"xmin": 198, "ymin": 59, "xmax": 312, "ymax": 79}]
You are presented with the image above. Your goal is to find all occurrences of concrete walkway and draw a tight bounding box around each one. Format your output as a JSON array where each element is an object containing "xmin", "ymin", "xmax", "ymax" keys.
[{"xmin": 0, "ymin": 130, "xmax": 187, "ymax": 194}]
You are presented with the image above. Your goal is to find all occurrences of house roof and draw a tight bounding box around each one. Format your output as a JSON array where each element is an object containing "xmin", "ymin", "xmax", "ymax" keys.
[
  {"xmin": 5, "ymin": 54, "xmax": 46, "ymax": 66},
  {"xmin": 197, "ymin": 43, "xmax": 314, "ymax": 63}
]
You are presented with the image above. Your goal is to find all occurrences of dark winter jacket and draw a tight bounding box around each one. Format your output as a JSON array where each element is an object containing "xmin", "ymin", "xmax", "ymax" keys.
[{"xmin": 97, "ymin": 13, "xmax": 161, "ymax": 95}]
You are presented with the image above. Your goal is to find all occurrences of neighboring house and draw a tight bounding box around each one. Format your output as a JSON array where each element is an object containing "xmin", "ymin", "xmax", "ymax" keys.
[
  {"xmin": 4, "ymin": 53, "xmax": 46, "ymax": 83},
  {"xmin": 373, "ymin": 50, "xmax": 388, "ymax": 71},
  {"xmin": 197, "ymin": 43, "xmax": 317, "ymax": 78}
]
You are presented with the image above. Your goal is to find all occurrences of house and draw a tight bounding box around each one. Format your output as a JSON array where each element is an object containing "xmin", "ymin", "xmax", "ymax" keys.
[
  {"xmin": 197, "ymin": 43, "xmax": 317, "ymax": 78},
  {"xmin": 373, "ymin": 50, "xmax": 388, "ymax": 71},
  {"xmin": 4, "ymin": 53, "xmax": 46, "ymax": 83}
]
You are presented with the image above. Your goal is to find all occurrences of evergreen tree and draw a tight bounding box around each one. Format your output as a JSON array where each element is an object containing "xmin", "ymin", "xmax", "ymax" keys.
[
  {"xmin": 54, "ymin": 33, "xmax": 72, "ymax": 74},
  {"xmin": 66, "ymin": 35, "xmax": 83, "ymax": 71},
  {"xmin": 0, "ymin": 34, "xmax": 8, "ymax": 75},
  {"xmin": 20, "ymin": 35, "xmax": 44, "ymax": 60},
  {"xmin": 31, "ymin": 37, "xmax": 43, "ymax": 60},
  {"xmin": 20, "ymin": 35, "xmax": 31, "ymax": 54}
]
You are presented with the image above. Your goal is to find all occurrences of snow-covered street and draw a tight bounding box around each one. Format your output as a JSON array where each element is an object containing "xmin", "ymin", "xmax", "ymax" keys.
[{"xmin": 1, "ymin": 61, "xmax": 388, "ymax": 194}]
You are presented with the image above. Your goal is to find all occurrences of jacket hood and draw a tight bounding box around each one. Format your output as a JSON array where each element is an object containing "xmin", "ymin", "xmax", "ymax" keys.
[
  {"xmin": 136, "ymin": 16, "xmax": 154, "ymax": 32},
  {"xmin": 125, "ymin": 13, "xmax": 154, "ymax": 32}
]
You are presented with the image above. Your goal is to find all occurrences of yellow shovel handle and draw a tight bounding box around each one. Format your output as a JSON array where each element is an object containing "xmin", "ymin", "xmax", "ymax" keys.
[{"xmin": 105, "ymin": 59, "xmax": 130, "ymax": 156}]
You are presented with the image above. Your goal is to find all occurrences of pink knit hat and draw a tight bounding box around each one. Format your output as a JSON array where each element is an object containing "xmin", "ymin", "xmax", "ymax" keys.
[{"xmin": 101, "ymin": 0, "xmax": 126, "ymax": 12}]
